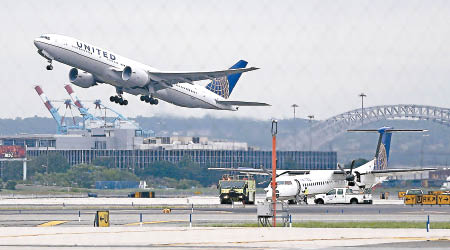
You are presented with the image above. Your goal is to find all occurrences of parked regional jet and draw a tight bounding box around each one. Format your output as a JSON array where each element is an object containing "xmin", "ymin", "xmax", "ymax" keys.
[
  {"xmin": 34, "ymin": 34, "xmax": 269, "ymax": 110},
  {"xmin": 210, "ymin": 127, "xmax": 436, "ymax": 203}
]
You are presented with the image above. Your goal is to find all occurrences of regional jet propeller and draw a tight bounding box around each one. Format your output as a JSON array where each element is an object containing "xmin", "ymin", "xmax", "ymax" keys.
[{"xmin": 338, "ymin": 160, "xmax": 357, "ymax": 186}]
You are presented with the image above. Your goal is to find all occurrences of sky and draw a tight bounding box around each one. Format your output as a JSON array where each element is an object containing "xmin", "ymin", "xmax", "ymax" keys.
[{"xmin": 0, "ymin": 0, "xmax": 449, "ymax": 121}]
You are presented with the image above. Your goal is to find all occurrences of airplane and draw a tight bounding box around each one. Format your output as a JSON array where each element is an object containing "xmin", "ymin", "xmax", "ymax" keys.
[
  {"xmin": 209, "ymin": 127, "xmax": 436, "ymax": 203},
  {"xmin": 33, "ymin": 34, "xmax": 270, "ymax": 110}
]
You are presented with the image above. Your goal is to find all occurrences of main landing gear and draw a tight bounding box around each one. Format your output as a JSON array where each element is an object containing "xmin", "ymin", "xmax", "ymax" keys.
[
  {"xmin": 110, "ymin": 95, "xmax": 128, "ymax": 105},
  {"xmin": 46, "ymin": 60, "xmax": 53, "ymax": 70},
  {"xmin": 140, "ymin": 95, "xmax": 159, "ymax": 105}
]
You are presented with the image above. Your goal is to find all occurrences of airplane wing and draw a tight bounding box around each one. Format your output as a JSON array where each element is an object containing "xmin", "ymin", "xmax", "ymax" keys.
[
  {"xmin": 208, "ymin": 167, "xmax": 268, "ymax": 175},
  {"xmin": 216, "ymin": 100, "xmax": 271, "ymax": 106},
  {"xmin": 208, "ymin": 167, "xmax": 310, "ymax": 176},
  {"xmin": 360, "ymin": 168, "xmax": 437, "ymax": 177},
  {"xmin": 148, "ymin": 67, "xmax": 259, "ymax": 85}
]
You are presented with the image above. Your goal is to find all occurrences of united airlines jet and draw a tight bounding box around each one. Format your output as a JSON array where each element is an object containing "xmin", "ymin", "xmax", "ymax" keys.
[{"xmin": 34, "ymin": 34, "xmax": 269, "ymax": 110}]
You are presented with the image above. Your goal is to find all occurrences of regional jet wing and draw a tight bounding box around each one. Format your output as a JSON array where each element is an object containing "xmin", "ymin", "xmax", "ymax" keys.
[
  {"xmin": 360, "ymin": 168, "xmax": 437, "ymax": 177},
  {"xmin": 208, "ymin": 167, "xmax": 268, "ymax": 175},
  {"xmin": 148, "ymin": 67, "xmax": 259, "ymax": 85},
  {"xmin": 216, "ymin": 100, "xmax": 271, "ymax": 106},
  {"xmin": 208, "ymin": 167, "xmax": 310, "ymax": 176}
]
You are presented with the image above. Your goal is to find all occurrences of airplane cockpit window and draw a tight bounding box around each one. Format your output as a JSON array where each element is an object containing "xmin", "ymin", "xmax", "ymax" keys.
[
  {"xmin": 278, "ymin": 181, "xmax": 292, "ymax": 185},
  {"xmin": 40, "ymin": 35, "xmax": 50, "ymax": 40}
]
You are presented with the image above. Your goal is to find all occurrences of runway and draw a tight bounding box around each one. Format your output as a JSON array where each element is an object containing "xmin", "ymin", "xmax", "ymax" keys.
[
  {"xmin": 0, "ymin": 197, "xmax": 449, "ymax": 248},
  {"xmin": 0, "ymin": 197, "xmax": 449, "ymax": 227},
  {"xmin": 0, "ymin": 227, "xmax": 448, "ymax": 249}
]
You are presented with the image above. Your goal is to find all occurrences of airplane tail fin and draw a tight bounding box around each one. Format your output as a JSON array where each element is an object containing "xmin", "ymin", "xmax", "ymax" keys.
[
  {"xmin": 348, "ymin": 127, "xmax": 427, "ymax": 170},
  {"xmin": 205, "ymin": 60, "xmax": 248, "ymax": 99}
]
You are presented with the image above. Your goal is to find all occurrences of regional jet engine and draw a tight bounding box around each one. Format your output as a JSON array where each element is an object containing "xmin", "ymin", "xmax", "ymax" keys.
[
  {"xmin": 69, "ymin": 68, "xmax": 97, "ymax": 88},
  {"xmin": 121, "ymin": 66, "xmax": 150, "ymax": 87}
]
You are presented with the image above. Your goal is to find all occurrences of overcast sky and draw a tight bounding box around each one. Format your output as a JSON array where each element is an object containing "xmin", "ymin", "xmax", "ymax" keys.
[{"xmin": 1, "ymin": 0, "xmax": 449, "ymax": 121}]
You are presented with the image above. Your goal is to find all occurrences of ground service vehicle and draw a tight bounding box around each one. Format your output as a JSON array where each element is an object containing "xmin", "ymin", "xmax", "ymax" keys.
[
  {"xmin": 218, "ymin": 175, "xmax": 256, "ymax": 204},
  {"xmin": 314, "ymin": 187, "xmax": 373, "ymax": 204}
]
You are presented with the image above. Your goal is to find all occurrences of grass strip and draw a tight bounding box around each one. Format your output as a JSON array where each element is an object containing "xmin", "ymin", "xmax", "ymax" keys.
[{"xmin": 209, "ymin": 221, "xmax": 450, "ymax": 229}]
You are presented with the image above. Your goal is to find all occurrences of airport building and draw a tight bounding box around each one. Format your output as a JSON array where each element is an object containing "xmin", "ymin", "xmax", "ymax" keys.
[
  {"xmin": 0, "ymin": 128, "xmax": 337, "ymax": 170},
  {"xmin": 0, "ymin": 85, "xmax": 337, "ymax": 171}
]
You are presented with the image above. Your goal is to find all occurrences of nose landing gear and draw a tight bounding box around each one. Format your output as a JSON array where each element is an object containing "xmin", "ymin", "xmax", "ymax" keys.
[
  {"xmin": 140, "ymin": 95, "xmax": 159, "ymax": 105},
  {"xmin": 46, "ymin": 60, "xmax": 53, "ymax": 70}
]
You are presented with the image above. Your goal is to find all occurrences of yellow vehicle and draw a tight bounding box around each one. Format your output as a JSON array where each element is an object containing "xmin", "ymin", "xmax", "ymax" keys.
[{"xmin": 218, "ymin": 175, "xmax": 256, "ymax": 204}]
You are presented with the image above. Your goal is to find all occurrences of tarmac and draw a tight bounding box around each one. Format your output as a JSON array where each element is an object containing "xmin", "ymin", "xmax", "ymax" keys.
[
  {"xmin": 0, "ymin": 227, "xmax": 448, "ymax": 249},
  {"xmin": 0, "ymin": 196, "xmax": 449, "ymax": 249}
]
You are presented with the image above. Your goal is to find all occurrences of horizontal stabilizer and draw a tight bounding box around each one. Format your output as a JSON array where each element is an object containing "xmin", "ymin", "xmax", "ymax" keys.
[
  {"xmin": 348, "ymin": 129, "xmax": 428, "ymax": 132},
  {"xmin": 216, "ymin": 100, "xmax": 270, "ymax": 106},
  {"xmin": 361, "ymin": 167, "xmax": 437, "ymax": 176}
]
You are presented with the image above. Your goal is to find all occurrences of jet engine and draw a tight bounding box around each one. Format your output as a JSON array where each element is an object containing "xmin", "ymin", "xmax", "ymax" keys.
[
  {"xmin": 121, "ymin": 66, "xmax": 150, "ymax": 87},
  {"xmin": 69, "ymin": 68, "xmax": 97, "ymax": 88}
]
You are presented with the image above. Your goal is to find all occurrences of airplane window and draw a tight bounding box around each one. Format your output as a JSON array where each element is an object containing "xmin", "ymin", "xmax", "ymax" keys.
[{"xmin": 40, "ymin": 35, "xmax": 50, "ymax": 40}]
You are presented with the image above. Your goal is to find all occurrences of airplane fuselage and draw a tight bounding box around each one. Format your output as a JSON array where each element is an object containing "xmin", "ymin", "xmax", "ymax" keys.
[
  {"xmin": 266, "ymin": 159, "xmax": 380, "ymax": 201},
  {"xmin": 34, "ymin": 34, "xmax": 237, "ymax": 110}
]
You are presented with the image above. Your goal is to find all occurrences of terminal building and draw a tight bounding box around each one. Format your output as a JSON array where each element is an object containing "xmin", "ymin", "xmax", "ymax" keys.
[
  {"xmin": 0, "ymin": 127, "xmax": 337, "ymax": 170},
  {"xmin": 0, "ymin": 85, "xmax": 337, "ymax": 171}
]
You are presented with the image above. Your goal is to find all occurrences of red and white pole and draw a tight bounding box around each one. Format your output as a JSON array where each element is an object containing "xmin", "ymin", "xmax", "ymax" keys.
[{"xmin": 271, "ymin": 120, "xmax": 278, "ymax": 227}]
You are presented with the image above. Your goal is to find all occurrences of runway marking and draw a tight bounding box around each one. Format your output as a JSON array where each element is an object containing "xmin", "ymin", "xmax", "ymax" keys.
[
  {"xmin": 124, "ymin": 220, "xmax": 187, "ymax": 226},
  {"xmin": 36, "ymin": 221, "xmax": 68, "ymax": 227}
]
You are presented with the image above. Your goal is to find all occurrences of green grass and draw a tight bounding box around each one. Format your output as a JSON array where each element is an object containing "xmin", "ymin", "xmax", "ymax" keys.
[{"xmin": 209, "ymin": 221, "xmax": 450, "ymax": 229}]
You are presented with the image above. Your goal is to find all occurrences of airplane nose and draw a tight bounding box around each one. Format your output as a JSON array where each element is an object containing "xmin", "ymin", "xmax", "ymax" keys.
[{"xmin": 34, "ymin": 38, "xmax": 43, "ymax": 49}]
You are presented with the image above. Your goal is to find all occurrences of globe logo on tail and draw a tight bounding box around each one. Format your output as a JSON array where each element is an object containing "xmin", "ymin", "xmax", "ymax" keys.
[
  {"xmin": 376, "ymin": 143, "xmax": 388, "ymax": 170},
  {"xmin": 206, "ymin": 76, "xmax": 230, "ymax": 99}
]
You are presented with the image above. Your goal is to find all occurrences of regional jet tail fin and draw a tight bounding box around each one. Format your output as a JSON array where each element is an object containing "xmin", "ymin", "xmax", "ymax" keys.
[
  {"xmin": 216, "ymin": 100, "xmax": 271, "ymax": 106},
  {"xmin": 205, "ymin": 60, "xmax": 249, "ymax": 99},
  {"xmin": 348, "ymin": 127, "xmax": 428, "ymax": 170}
]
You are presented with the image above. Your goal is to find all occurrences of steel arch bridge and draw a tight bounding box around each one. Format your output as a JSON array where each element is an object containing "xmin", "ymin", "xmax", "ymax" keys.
[{"xmin": 293, "ymin": 104, "xmax": 450, "ymax": 150}]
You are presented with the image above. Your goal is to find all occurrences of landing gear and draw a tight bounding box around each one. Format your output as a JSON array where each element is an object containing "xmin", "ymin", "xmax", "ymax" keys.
[
  {"xmin": 46, "ymin": 60, "xmax": 53, "ymax": 70},
  {"xmin": 140, "ymin": 95, "xmax": 158, "ymax": 105},
  {"xmin": 110, "ymin": 95, "xmax": 128, "ymax": 105}
]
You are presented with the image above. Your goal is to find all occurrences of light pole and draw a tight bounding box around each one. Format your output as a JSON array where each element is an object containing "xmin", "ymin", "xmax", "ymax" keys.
[
  {"xmin": 291, "ymin": 104, "xmax": 299, "ymax": 120},
  {"xmin": 307, "ymin": 115, "xmax": 314, "ymax": 151},
  {"xmin": 359, "ymin": 93, "xmax": 367, "ymax": 127},
  {"xmin": 291, "ymin": 104, "xmax": 299, "ymax": 149},
  {"xmin": 271, "ymin": 119, "xmax": 278, "ymax": 227}
]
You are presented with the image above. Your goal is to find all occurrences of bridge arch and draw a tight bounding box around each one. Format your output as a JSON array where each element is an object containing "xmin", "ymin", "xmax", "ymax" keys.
[{"xmin": 291, "ymin": 104, "xmax": 450, "ymax": 150}]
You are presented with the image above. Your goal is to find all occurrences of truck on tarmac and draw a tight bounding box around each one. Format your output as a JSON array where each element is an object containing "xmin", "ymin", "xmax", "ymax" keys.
[
  {"xmin": 218, "ymin": 174, "xmax": 256, "ymax": 204},
  {"xmin": 314, "ymin": 187, "xmax": 373, "ymax": 205}
]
